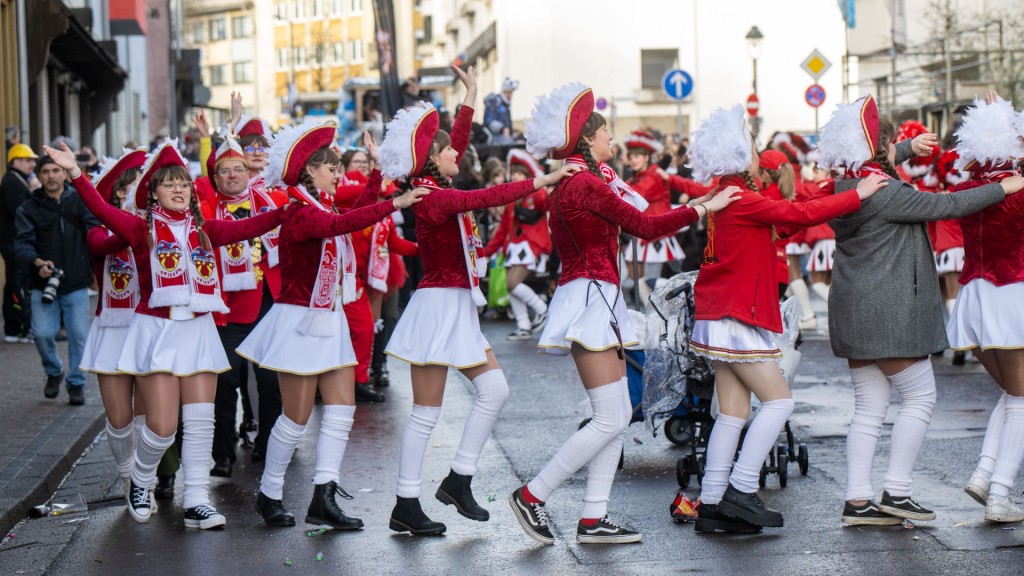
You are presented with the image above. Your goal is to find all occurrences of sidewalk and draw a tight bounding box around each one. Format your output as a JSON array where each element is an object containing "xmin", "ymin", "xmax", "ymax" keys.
[{"xmin": 0, "ymin": 338, "xmax": 105, "ymax": 536}]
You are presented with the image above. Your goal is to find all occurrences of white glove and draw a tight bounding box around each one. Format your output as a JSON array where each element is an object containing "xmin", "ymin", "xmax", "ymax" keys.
[{"xmin": 374, "ymin": 319, "xmax": 384, "ymax": 334}]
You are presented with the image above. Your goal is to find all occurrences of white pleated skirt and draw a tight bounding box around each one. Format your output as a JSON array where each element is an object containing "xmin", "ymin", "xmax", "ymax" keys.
[
  {"xmin": 538, "ymin": 278, "xmax": 639, "ymax": 356},
  {"xmin": 385, "ymin": 287, "xmax": 492, "ymax": 369},
  {"xmin": 691, "ymin": 318, "xmax": 782, "ymax": 363},
  {"xmin": 623, "ymin": 236, "xmax": 683, "ymax": 263},
  {"xmin": 935, "ymin": 247, "xmax": 965, "ymax": 274},
  {"xmin": 117, "ymin": 313, "xmax": 230, "ymax": 377},
  {"xmin": 947, "ymin": 278, "xmax": 1024, "ymax": 351},
  {"xmin": 80, "ymin": 321, "xmax": 130, "ymax": 375},
  {"xmin": 806, "ymin": 239, "xmax": 836, "ymax": 272},
  {"xmin": 237, "ymin": 302, "xmax": 357, "ymax": 375}
]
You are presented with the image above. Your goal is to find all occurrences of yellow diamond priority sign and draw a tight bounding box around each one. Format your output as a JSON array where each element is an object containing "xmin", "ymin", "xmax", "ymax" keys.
[{"xmin": 801, "ymin": 49, "xmax": 832, "ymax": 81}]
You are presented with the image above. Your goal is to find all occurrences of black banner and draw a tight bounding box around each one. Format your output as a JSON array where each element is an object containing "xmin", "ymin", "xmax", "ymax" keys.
[{"xmin": 371, "ymin": 0, "xmax": 402, "ymax": 121}]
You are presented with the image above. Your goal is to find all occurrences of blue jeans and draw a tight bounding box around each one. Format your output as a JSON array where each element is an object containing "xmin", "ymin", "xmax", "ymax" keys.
[{"xmin": 31, "ymin": 288, "xmax": 91, "ymax": 388}]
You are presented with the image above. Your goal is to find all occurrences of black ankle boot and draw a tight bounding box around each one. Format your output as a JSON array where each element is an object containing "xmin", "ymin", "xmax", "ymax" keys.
[
  {"xmin": 436, "ymin": 470, "xmax": 489, "ymax": 521},
  {"xmin": 255, "ymin": 491, "xmax": 295, "ymax": 527},
  {"xmin": 389, "ymin": 497, "xmax": 446, "ymax": 535},
  {"xmin": 305, "ymin": 481, "xmax": 363, "ymax": 530}
]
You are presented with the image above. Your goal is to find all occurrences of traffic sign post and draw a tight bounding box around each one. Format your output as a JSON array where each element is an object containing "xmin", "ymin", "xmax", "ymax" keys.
[
  {"xmin": 804, "ymin": 84, "xmax": 826, "ymax": 135},
  {"xmin": 745, "ymin": 93, "xmax": 760, "ymax": 116},
  {"xmin": 801, "ymin": 50, "xmax": 831, "ymax": 136},
  {"xmin": 662, "ymin": 69, "xmax": 693, "ymax": 137}
]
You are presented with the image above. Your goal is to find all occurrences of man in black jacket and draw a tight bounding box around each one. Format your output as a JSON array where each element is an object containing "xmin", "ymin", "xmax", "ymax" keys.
[
  {"xmin": 14, "ymin": 155, "xmax": 98, "ymax": 405},
  {"xmin": 1, "ymin": 143, "xmax": 38, "ymax": 342}
]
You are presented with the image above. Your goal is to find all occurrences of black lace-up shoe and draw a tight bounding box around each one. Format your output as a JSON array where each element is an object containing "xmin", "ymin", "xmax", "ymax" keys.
[
  {"xmin": 841, "ymin": 500, "xmax": 903, "ymax": 526},
  {"xmin": 43, "ymin": 373, "xmax": 63, "ymax": 399},
  {"xmin": 67, "ymin": 385, "xmax": 85, "ymax": 406},
  {"xmin": 389, "ymin": 497, "xmax": 447, "ymax": 535},
  {"xmin": 255, "ymin": 491, "xmax": 295, "ymax": 527},
  {"xmin": 210, "ymin": 457, "xmax": 233, "ymax": 478},
  {"xmin": 436, "ymin": 470, "xmax": 489, "ymax": 521},
  {"xmin": 184, "ymin": 504, "xmax": 226, "ymax": 529},
  {"xmin": 509, "ymin": 486, "xmax": 554, "ymax": 545},
  {"xmin": 879, "ymin": 491, "xmax": 936, "ymax": 521},
  {"xmin": 694, "ymin": 503, "xmax": 763, "ymax": 533},
  {"xmin": 126, "ymin": 480, "xmax": 152, "ymax": 523},
  {"xmin": 576, "ymin": 516, "xmax": 643, "ymax": 544},
  {"xmin": 718, "ymin": 484, "xmax": 783, "ymax": 527},
  {"xmin": 306, "ymin": 481, "xmax": 363, "ymax": 530}
]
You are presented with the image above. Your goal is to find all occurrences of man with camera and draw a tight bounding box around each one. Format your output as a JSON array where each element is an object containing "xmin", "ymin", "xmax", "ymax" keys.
[
  {"xmin": 2, "ymin": 142, "xmax": 39, "ymax": 343},
  {"xmin": 14, "ymin": 155, "xmax": 98, "ymax": 405}
]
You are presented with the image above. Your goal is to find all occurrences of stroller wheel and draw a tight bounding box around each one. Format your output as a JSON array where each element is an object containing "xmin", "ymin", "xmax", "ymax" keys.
[
  {"xmin": 676, "ymin": 458, "xmax": 691, "ymax": 489},
  {"xmin": 776, "ymin": 444, "xmax": 789, "ymax": 488},
  {"xmin": 695, "ymin": 455, "xmax": 706, "ymax": 486},
  {"xmin": 798, "ymin": 443, "xmax": 809, "ymax": 476},
  {"xmin": 759, "ymin": 462, "xmax": 768, "ymax": 488},
  {"xmin": 664, "ymin": 416, "xmax": 692, "ymax": 446}
]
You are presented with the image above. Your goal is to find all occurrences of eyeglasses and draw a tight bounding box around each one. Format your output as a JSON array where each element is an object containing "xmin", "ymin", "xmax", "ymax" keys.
[
  {"xmin": 244, "ymin": 146, "xmax": 267, "ymax": 154},
  {"xmin": 350, "ymin": 159, "xmax": 368, "ymax": 165},
  {"xmin": 158, "ymin": 181, "xmax": 192, "ymax": 192},
  {"xmin": 217, "ymin": 166, "xmax": 248, "ymax": 176}
]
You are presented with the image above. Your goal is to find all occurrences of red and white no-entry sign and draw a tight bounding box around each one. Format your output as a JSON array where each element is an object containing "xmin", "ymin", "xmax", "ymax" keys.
[{"xmin": 746, "ymin": 93, "xmax": 760, "ymax": 117}]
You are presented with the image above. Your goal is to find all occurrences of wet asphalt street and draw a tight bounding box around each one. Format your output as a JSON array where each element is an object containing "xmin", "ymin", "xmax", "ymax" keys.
[{"xmin": 3, "ymin": 319, "xmax": 1024, "ymax": 575}]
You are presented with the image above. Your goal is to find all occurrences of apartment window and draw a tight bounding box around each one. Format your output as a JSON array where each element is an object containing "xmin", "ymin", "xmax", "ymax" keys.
[
  {"xmin": 350, "ymin": 40, "xmax": 363, "ymax": 60},
  {"xmin": 418, "ymin": 15, "xmax": 432, "ymax": 45},
  {"xmin": 234, "ymin": 61, "xmax": 254, "ymax": 83},
  {"xmin": 312, "ymin": 0, "xmax": 323, "ymax": 17},
  {"xmin": 209, "ymin": 65, "xmax": 227, "ymax": 86},
  {"xmin": 350, "ymin": 0, "xmax": 361, "ymax": 12},
  {"xmin": 294, "ymin": 46, "xmax": 307, "ymax": 67},
  {"xmin": 278, "ymin": 48, "xmax": 290, "ymax": 69},
  {"xmin": 232, "ymin": 16, "xmax": 251, "ymax": 38},
  {"xmin": 330, "ymin": 0, "xmax": 342, "ymax": 15},
  {"xmin": 294, "ymin": 0, "xmax": 305, "ymax": 19},
  {"xmin": 188, "ymin": 20, "xmax": 205, "ymax": 44},
  {"xmin": 209, "ymin": 18, "xmax": 227, "ymax": 41},
  {"xmin": 332, "ymin": 42, "xmax": 343, "ymax": 63},
  {"xmin": 641, "ymin": 49, "xmax": 677, "ymax": 90},
  {"xmin": 276, "ymin": 2, "xmax": 288, "ymax": 19}
]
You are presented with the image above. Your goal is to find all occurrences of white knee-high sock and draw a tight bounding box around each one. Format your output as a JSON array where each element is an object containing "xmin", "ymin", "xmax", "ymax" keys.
[
  {"xmin": 313, "ymin": 404, "xmax": 356, "ymax": 485},
  {"xmin": 508, "ymin": 292, "xmax": 531, "ymax": 331},
  {"xmin": 527, "ymin": 379, "xmax": 629, "ymax": 503},
  {"xmin": 978, "ymin": 394, "xmax": 1007, "ymax": 477},
  {"xmin": 132, "ymin": 415, "xmax": 146, "ymax": 466},
  {"xmin": 988, "ymin": 395, "xmax": 1024, "ymax": 499},
  {"xmin": 883, "ymin": 360, "xmax": 937, "ymax": 497},
  {"xmin": 511, "ymin": 283, "xmax": 547, "ymax": 315},
  {"xmin": 811, "ymin": 281, "xmax": 830, "ymax": 304},
  {"xmin": 260, "ymin": 415, "xmax": 307, "ymax": 500},
  {"xmin": 396, "ymin": 405, "xmax": 441, "ymax": 498},
  {"xmin": 789, "ymin": 278, "xmax": 815, "ymax": 321},
  {"xmin": 132, "ymin": 426, "xmax": 175, "ymax": 488},
  {"xmin": 451, "ymin": 370, "xmax": 510, "ymax": 476},
  {"xmin": 699, "ymin": 414, "xmax": 745, "ymax": 505},
  {"xmin": 181, "ymin": 403, "xmax": 215, "ymax": 509},
  {"xmin": 845, "ymin": 364, "xmax": 891, "ymax": 501},
  {"xmin": 107, "ymin": 421, "xmax": 135, "ymax": 479},
  {"xmin": 582, "ymin": 377, "xmax": 630, "ymax": 518},
  {"xmin": 730, "ymin": 398, "xmax": 795, "ymax": 493},
  {"xmin": 944, "ymin": 299, "xmax": 956, "ymax": 317}
]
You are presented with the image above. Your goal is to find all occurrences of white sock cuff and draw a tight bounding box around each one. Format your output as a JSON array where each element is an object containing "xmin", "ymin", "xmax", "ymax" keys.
[
  {"xmin": 760, "ymin": 398, "xmax": 795, "ymax": 414},
  {"xmin": 411, "ymin": 404, "xmax": 442, "ymax": 419},
  {"xmin": 141, "ymin": 425, "xmax": 175, "ymax": 449},
  {"xmin": 323, "ymin": 404, "xmax": 356, "ymax": 420},
  {"xmin": 850, "ymin": 363, "xmax": 886, "ymax": 381},
  {"xmin": 472, "ymin": 369, "xmax": 506, "ymax": 388},
  {"xmin": 586, "ymin": 380, "xmax": 625, "ymax": 402},
  {"xmin": 510, "ymin": 283, "xmax": 536, "ymax": 299},
  {"xmin": 887, "ymin": 359, "xmax": 933, "ymax": 385},
  {"xmin": 182, "ymin": 402, "xmax": 215, "ymax": 420},
  {"xmin": 714, "ymin": 413, "xmax": 746, "ymax": 431},
  {"xmin": 1004, "ymin": 395, "xmax": 1024, "ymax": 411},
  {"xmin": 106, "ymin": 420, "xmax": 133, "ymax": 438},
  {"xmin": 277, "ymin": 414, "xmax": 307, "ymax": 438}
]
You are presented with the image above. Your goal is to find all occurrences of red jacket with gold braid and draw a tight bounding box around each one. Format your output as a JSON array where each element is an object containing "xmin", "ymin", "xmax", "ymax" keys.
[{"xmin": 954, "ymin": 172, "xmax": 1023, "ymax": 286}]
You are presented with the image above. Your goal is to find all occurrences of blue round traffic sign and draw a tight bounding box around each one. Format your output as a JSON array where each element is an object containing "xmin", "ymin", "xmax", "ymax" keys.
[
  {"xmin": 595, "ymin": 97, "xmax": 608, "ymax": 111},
  {"xmin": 662, "ymin": 69, "xmax": 694, "ymax": 101},
  {"xmin": 805, "ymin": 84, "xmax": 826, "ymax": 108}
]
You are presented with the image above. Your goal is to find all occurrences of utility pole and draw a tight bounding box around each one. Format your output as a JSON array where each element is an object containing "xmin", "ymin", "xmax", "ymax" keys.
[{"xmin": 943, "ymin": 0, "xmax": 954, "ymax": 132}]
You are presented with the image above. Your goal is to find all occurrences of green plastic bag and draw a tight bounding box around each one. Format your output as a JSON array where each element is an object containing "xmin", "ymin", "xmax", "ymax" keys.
[{"xmin": 488, "ymin": 253, "xmax": 510, "ymax": 308}]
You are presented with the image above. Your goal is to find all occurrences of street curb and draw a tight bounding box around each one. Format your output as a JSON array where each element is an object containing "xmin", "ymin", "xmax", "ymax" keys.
[{"xmin": 0, "ymin": 403, "xmax": 105, "ymax": 536}]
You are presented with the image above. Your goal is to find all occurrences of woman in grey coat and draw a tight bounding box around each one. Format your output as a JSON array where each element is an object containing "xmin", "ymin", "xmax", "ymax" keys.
[{"xmin": 816, "ymin": 95, "xmax": 1024, "ymax": 527}]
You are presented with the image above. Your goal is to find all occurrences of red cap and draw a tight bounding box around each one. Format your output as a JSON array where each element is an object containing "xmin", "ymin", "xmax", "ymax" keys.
[{"xmin": 759, "ymin": 149, "xmax": 788, "ymax": 171}]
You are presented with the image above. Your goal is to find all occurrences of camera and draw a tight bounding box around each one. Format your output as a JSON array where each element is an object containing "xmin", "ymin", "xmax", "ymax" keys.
[
  {"xmin": 41, "ymin": 267, "xmax": 64, "ymax": 304},
  {"xmin": 75, "ymin": 153, "xmax": 91, "ymax": 163}
]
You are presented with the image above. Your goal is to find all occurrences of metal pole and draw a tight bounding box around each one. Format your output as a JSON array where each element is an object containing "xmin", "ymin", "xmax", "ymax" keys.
[
  {"xmin": 943, "ymin": 0, "xmax": 954, "ymax": 131},
  {"xmin": 676, "ymin": 99, "xmax": 683, "ymax": 136},
  {"xmin": 16, "ymin": 0, "xmax": 29, "ymax": 138},
  {"xmin": 167, "ymin": 0, "xmax": 177, "ymax": 139},
  {"xmin": 815, "ymin": 107, "xmax": 819, "ymax": 136}
]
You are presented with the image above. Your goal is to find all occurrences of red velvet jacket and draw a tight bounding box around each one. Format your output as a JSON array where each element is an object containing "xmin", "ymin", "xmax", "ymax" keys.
[
  {"xmin": 694, "ymin": 175, "xmax": 861, "ymax": 332},
  {"xmin": 86, "ymin": 226, "xmax": 131, "ymax": 317},
  {"xmin": 629, "ymin": 165, "xmax": 674, "ymax": 242},
  {"xmin": 800, "ymin": 180, "xmax": 837, "ymax": 246},
  {"xmin": 72, "ymin": 173, "xmax": 285, "ymax": 320},
  {"xmin": 954, "ymin": 175, "xmax": 1023, "ymax": 286},
  {"xmin": 667, "ymin": 174, "xmax": 711, "ymax": 200},
  {"xmin": 481, "ymin": 189, "xmax": 551, "ymax": 259},
  {"xmin": 550, "ymin": 170, "xmax": 700, "ymax": 286},
  {"xmin": 761, "ymin": 183, "xmax": 791, "ymax": 284}
]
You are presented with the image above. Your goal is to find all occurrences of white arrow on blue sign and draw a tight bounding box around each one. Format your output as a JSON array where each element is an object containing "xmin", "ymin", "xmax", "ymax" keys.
[{"xmin": 661, "ymin": 69, "xmax": 693, "ymax": 101}]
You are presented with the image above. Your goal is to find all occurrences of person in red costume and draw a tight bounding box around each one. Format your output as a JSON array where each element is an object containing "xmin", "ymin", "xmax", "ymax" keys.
[
  {"xmin": 481, "ymin": 148, "xmax": 552, "ymax": 340},
  {"xmin": 381, "ymin": 66, "xmax": 580, "ymax": 536},
  {"xmin": 79, "ymin": 149, "xmax": 150, "ymax": 502},
  {"xmin": 946, "ymin": 91, "xmax": 1024, "ymax": 523},
  {"xmin": 685, "ymin": 105, "xmax": 885, "ymax": 535},
  {"xmin": 756, "ymin": 150, "xmax": 796, "ymax": 298},
  {"xmin": 237, "ymin": 121, "xmax": 428, "ymax": 530},
  {"xmin": 620, "ymin": 131, "xmax": 684, "ymax": 306},
  {"xmin": 507, "ymin": 84, "xmax": 737, "ymax": 546},
  {"xmin": 44, "ymin": 139, "xmax": 287, "ymax": 530}
]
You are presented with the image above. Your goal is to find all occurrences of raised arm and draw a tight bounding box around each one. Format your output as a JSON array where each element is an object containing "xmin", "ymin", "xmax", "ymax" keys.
[
  {"xmin": 87, "ymin": 226, "xmax": 130, "ymax": 257},
  {"xmin": 451, "ymin": 104, "xmax": 475, "ymax": 161},
  {"xmin": 894, "ymin": 139, "xmax": 915, "ymax": 166},
  {"xmin": 883, "ymin": 181, "xmax": 1004, "ymax": 223},
  {"xmin": 293, "ymin": 200, "xmax": 398, "ymax": 240},
  {"xmin": 340, "ymin": 170, "xmax": 384, "ymax": 213},
  {"xmin": 578, "ymin": 177, "xmax": 699, "ymax": 240},
  {"xmin": 70, "ymin": 174, "xmax": 145, "ymax": 243},
  {"xmin": 204, "ymin": 205, "xmax": 286, "ymax": 246},
  {"xmin": 387, "ymin": 226, "xmax": 419, "ymax": 256}
]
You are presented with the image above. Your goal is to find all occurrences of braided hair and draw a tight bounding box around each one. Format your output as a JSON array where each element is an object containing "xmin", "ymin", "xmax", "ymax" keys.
[
  {"xmin": 572, "ymin": 112, "xmax": 607, "ymax": 177},
  {"xmin": 421, "ymin": 129, "xmax": 453, "ymax": 188},
  {"xmin": 739, "ymin": 170, "xmax": 758, "ymax": 192},
  {"xmin": 871, "ymin": 118, "xmax": 900, "ymax": 179},
  {"xmin": 298, "ymin": 146, "xmax": 341, "ymax": 212}
]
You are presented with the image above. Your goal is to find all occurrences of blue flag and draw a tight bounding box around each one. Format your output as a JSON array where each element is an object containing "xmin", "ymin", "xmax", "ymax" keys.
[{"xmin": 838, "ymin": 0, "xmax": 856, "ymax": 28}]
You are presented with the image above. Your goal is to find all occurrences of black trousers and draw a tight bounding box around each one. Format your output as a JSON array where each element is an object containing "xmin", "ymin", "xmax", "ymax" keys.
[
  {"xmin": 371, "ymin": 291, "xmax": 400, "ymax": 375},
  {"xmin": 212, "ymin": 285, "xmax": 281, "ymax": 462},
  {"xmin": 2, "ymin": 248, "xmax": 31, "ymax": 338}
]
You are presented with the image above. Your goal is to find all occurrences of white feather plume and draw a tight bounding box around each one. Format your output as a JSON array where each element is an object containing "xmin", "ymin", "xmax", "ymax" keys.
[
  {"xmin": 92, "ymin": 155, "xmax": 122, "ymax": 187},
  {"xmin": 262, "ymin": 119, "xmax": 334, "ymax": 187},
  {"xmin": 686, "ymin": 106, "xmax": 752, "ymax": 184},
  {"xmin": 817, "ymin": 97, "xmax": 875, "ymax": 171},
  {"xmin": 525, "ymin": 82, "xmax": 589, "ymax": 160},
  {"xmin": 953, "ymin": 97, "xmax": 1024, "ymax": 171},
  {"xmin": 378, "ymin": 102, "xmax": 434, "ymax": 181}
]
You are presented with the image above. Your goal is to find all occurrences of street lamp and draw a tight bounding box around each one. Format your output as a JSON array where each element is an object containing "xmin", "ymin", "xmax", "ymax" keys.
[{"xmin": 745, "ymin": 25, "xmax": 764, "ymax": 142}]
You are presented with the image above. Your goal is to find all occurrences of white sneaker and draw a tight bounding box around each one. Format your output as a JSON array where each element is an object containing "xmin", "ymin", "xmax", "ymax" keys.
[
  {"xmin": 798, "ymin": 316, "xmax": 817, "ymax": 330},
  {"xmin": 964, "ymin": 470, "xmax": 990, "ymax": 506},
  {"xmin": 506, "ymin": 328, "xmax": 532, "ymax": 341},
  {"xmin": 985, "ymin": 496, "xmax": 1024, "ymax": 523},
  {"xmin": 3, "ymin": 335, "xmax": 18, "ymax": 343}
]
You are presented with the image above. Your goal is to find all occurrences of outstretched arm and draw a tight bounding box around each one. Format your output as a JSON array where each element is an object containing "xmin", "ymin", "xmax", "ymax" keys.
[
  {"xmin": 581, "ymin": 178, "xmax": 699, "ymax": 240},
  {"xmin": 884, "ymin": 181, "xmax": 1004, "ymax": 223},
  {"xmin": 294, "ymin": 200, "xmax": 398, "ymax": 240},
  {"xmin": 419, "ymin": 181, "xmax": 534, "ymax": 222},
  {"xmin": 204, "ymin": 206, "xmax": 286, "ymax": 246},
  {"xmin": 87, "ymin": 226, "xmax": 130, "ymax": 257}
]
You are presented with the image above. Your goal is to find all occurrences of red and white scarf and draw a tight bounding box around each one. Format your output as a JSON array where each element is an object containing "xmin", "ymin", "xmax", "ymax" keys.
[
  {"xmin": 249, "ymin": 176, "xmax": 281, "ymax": 267},
  {"xmin": 99, "ymin": 229, "xmax": 139, "ymax": 327},
  {"xmin": 972, "ymin": 166, "xmax": 1022, "ymax": 183},
  {"xmin": 288, "ymin": 185, "xmax": 356, "ymax": 336},
  {"xmin": 843, "ymin": 163, "xmax": 892, "ymax": 180},
  {"xmin": 367, "ymin": 217, "xmax": 391, "ymax": 293},
  {"xmin": 149, "ymin": 207, "xmax": 228, "ymax": 314},
  {"xmin": 215, "ymin": 194, "xmax": 258, "ymax": 292},
  {"xmin": 411, "ymin": 176, "xmax": 487, "ymax": 306},
  {"xmin": 564, "ymin": 155, "xmax": 650, "ymax": 211}
]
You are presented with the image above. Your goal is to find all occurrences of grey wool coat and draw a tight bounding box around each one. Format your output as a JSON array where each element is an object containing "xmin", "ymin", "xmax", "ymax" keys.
[{"xmin": 827, "ymin": 140, "xmax": 1006, "ymax": 360}]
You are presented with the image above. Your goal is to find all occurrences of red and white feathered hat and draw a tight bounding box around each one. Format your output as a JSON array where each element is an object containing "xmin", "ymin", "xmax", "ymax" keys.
[
  {"xmin": 622, "ymin": 130, "xmax": 663, "ymax": 156},
  {"xmin": 506, "ymin": 148, "xmax": 543, "ymax": 180},
  {"xmin": 953, "ymin": 96, "xmax": 1024, "ymax": 172},
  {"xmin": 525, "ymin": 83, "xmax": 595, "ymax": 160},
  {"xmin": 896, "ymin": 120, "xmax": 940, "ymax": 177},
  {"xmin": 935, "ymin": 148, "xmax": 967, "ymax": 188},
  {"xmin": 136, "ymin": 139, "xmax": 189, "ymax": 211},
  {"xmin": 263, "ymin": 120, "xmax": 338, "ymax": 187},
  {"xmin": 687, "ymin": 105, "xmax": 752, "ymax": 184},
  {"xmin": 379, "ymin": 102, "xmax": 440, "ymax": 181},
  {"xmin": 93, "ymin": 148, "xmax": 147, "ymax": 205},
  {"xmin": 818, "ymin": 95, "xmax": 881, "ymax": 171},
  {"xmin": 771, "ymin": 132, "xmax": 810, "ymax": 164},
  {"xmin": 236, "ymin": 115, "xmax": 272, "ymax": 140}
]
